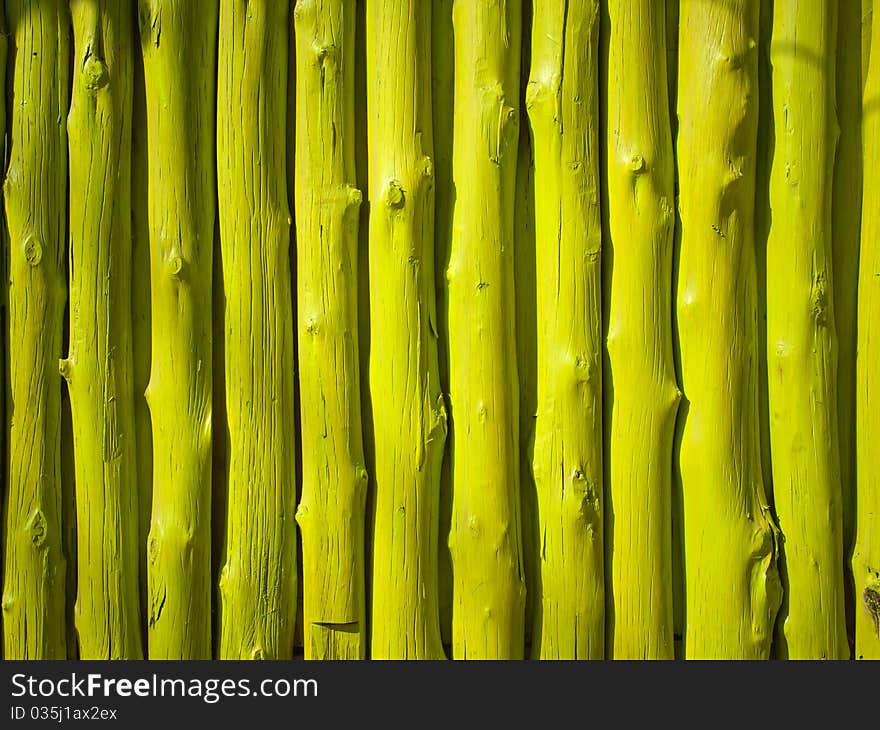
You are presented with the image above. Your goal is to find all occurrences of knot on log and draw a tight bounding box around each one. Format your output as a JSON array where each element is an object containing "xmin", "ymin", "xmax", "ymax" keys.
[
  {"xmin": 84, "ymin": 56, "xmax": 109, "ymax": 92},
  {"xmin": 384, "ymin": 179, "xmax": 405, "ymax": 210},
  {"xmin": 167, "ymin": 254, "xmax": 184, "ymax": 279},
  {"xmin": 24, "ymin": 236, "xmax": 43, "ymax": 267},
  {"xmin": 28, "ymin": 509, "xmax": 48, "ymax": 548},
  {"xmin": 627, "ymin": 154, "xmax": 646, "ymax": 174},
  {"xmin": 864, "ymin": 586, "xmax": 880, "ymax": 635}
]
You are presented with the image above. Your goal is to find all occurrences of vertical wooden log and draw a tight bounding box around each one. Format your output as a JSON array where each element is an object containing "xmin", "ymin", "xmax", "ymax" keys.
[
  {"xmin": 65, "ymin": 0, "xmax": 142, "ymax": 659},
  {"xmin": 1, "ymin": 0, "xmax": 70, "ymax": 659},
  {"xmin": 676, "ymin": 0, "xmax": 781, "ymax": 659},
  {"xmin": 366, "ymin": 0, "xmax": 447, "ymax": 660},
  {"xmin": 293, "ymin": 0, "xmax": 366, "ymax": 660},
  {"xmin": 767, "ymin": 0, "xmax": 847, "ymax": 660},
  {"xmin": 138, "ymin": 0, "xmax": 217, "ymax": 659},
  {"xmin": 604, "ymin": 0, "xmax": 678, "ymax": 659},
  {"xmin": 447, "ymin": 0, "xmax": 525, "ymax": 659},
  {"xmin": 526, "ymin": 0, "xmax": 604, "ymax": 659},
  {"xmin": 216, "ymin": 0, "xmax": 297, "ymax": 660}
]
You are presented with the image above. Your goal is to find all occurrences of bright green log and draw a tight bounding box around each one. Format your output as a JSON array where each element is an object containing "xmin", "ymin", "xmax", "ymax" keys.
[
  {"xmin": 139, "ymin": 0, "xmax": 217, "ymax": 659},
  {"xmin": 366, "ymin": 0, "xmax": 447, "ymax": 660},
  {"xmin": 676, "ymin": 0, "xmax": 781, "ymax": 659},
  {"xmin": 64, "ymin": 0, "xmax": 142, "ymax": 660},
  {"xmin": 526, "ymin": 0, "xmax": 603, "ymax": 660},
  {"xmin": 1, "ymin": 0, "xmax": 70, "ymax": 659},
  {"xmin": 767, "ymin": 0, "xmax": 847, "ymax": 660},
  {"xmin": 605, "ymin": 0, "xmax": 678, "ymax": 660},
  {"xmin": 855, "ymin": 0, "xmax": 880, "ymax": 661},
  {"xmin": 293, "ymin": 0, "xmax": 366, "ymax": 661},
  {"xmin": 447, "ymin": 0, "xmax": 525, "ymax": 659},
  {"xmin": 216, "ymin": 0, "xmax": 297, "ymax": 660}
]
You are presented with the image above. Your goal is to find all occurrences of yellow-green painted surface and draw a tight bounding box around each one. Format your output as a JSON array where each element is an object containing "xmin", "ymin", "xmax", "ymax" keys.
[
  {"xmin": 446, "ymin": 0, "xmax": 525, "ymax": 660},
  {"xmin": 767, "ymin": 0, "xmax": 848, "ymax": 660},
  {"xmin": 216, "ymin": 0, "xmax": 297, "ymax": 660},
  {"xmin": 139, "ymin": 0, "xmax": 217, "ymax": 660},
  {"xmin": 527, "ymin": 0, "xmax": 604, "ymax": 660},
  {"xmin": 676, "ymin": 0, "xmax": 781, "ymax": 659},
  {"xmin": 605, "ymin": 0, "xmax": 678, "ymax": 660},
  {"xmin": 365, "ymin": 0, "xmax": 447, "ymax": 660},
  {"xmin": 2, "ymin": 0, "xmax": 70, "ymax": 660},
  {"xmin": 294, "ymin": 0, "xmax": 366, "ymax": 661},
  {"xmin": 0, "ymin": 0, "xmax": 870, "ymax": 663},
  {"xmin": 66, "ymin": 0, "xmax": 142, "ymax": 660}
]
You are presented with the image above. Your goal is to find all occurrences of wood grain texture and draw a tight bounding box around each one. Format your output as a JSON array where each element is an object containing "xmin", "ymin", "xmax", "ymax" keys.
[
  {"xmin": 139, "ymin": 0, "xmax": 217, "ymax": 659},
  {"xmin": 527, "ymin": 0, "xmax": 604, "ymax": 660},
  {"xmin": 65, "ymin": 0, "xmax": 142, "ymax": 659},
  {"xmin": 767, "ymin": 0, "xmax": 847, "ymax": 660},
  {"xmin": 294, "ymin": 0, "xmax": 366, "ymax": 661},
  {"xmin": 676, "ymin": 0, "xmax": 781, "ymax": 659},
  {"xmin": 445, "ymin": 0, "xmax": 525, "ymax": 660},
  {"xmin": 365, "ymin": 0, "xmax": 447, "ymax": 660},
  {"xmin": 604, "ymin": 0, "xmax": 678, "ymax": 660},
  {"xmin": 2, "ymin": 0, "xmax": 70, "ymax": 659},
  {"xmin": 215, "ymin": 0, "xmax": 297, "ymax": 660}
]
